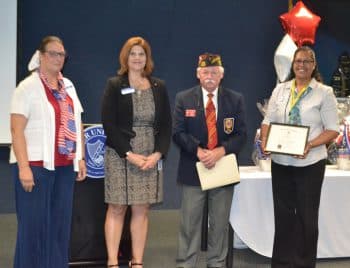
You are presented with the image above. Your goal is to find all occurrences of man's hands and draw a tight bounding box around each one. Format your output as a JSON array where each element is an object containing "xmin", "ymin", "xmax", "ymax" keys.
[{"xmin": 197, "ymin": 146, "xmax": 226, "ymax": 169}]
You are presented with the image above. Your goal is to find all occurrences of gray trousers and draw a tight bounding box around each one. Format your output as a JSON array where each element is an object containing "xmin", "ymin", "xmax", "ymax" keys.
[{"xmin": 176, "ymin": 184, "xmax": 234, "ymax": 268}]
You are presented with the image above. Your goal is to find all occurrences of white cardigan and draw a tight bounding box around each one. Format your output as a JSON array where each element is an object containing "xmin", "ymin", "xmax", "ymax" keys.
[{"xmin": 10, "ymin": 72, "xmax": 84, "ymax": 171}]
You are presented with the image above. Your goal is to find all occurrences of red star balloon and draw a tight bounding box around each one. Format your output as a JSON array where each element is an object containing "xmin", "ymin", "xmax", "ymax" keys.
[{"xmin": 279, "ymin": 1, "xmax": 321, "ymax": 47}]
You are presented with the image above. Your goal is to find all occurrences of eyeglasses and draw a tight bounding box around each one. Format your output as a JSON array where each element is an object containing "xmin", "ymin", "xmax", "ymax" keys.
[
  {"xmin": 294, "ymin": 59, "xmax": 314, "ymax": 65},
  {"xmin": 44, "ymin": 50, "xmax": 67, "ymax": 59}
]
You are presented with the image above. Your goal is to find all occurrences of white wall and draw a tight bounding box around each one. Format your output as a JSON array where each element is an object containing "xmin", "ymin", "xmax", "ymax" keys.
[{"xmin": 0, "ymin": 1, "xmax": 17, "ymax": 144}]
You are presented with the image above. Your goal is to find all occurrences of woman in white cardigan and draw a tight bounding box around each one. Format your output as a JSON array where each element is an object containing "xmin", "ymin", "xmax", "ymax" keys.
[{"xmin": 10, "ymin": 36, "xmax": 86, "ymax": 268}]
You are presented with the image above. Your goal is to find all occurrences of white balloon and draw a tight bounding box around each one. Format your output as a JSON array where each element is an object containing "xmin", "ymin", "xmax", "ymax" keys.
[{"xmin": 274, "ymin": 34, "xmax": 297, "ymax": 83}]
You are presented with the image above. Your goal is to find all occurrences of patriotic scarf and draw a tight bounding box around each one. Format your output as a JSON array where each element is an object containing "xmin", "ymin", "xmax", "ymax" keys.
[{"xmin": 39, "ymin": 70, "xmax": 77, "ymax": 159}]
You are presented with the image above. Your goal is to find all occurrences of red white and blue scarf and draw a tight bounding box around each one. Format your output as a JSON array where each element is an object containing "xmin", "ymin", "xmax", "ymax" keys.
[{"xmin": 39, "ymin": 71, "xmax": 76, "ymax": 159}]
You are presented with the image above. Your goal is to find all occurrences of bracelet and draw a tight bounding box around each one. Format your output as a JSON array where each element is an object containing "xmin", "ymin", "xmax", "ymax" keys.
[
  {"xmin": 126, "ymin": 151, "xmax": 131, "ymax": 157},
  {"xmin": 308, "ymin": 141, "xmax": 313, "ymax": 148}
]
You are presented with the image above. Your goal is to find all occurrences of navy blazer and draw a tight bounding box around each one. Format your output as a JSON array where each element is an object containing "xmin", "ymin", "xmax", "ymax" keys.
[
  {"xmin": 173, "ymin": 85, "xmax": 247, "ymax": 186},
  {"xmin": 101, "ymin": 74, "xmax": 172, "ymax": 158}
]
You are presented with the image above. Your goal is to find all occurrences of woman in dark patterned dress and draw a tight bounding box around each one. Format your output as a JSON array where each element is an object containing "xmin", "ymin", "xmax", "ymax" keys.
[{"xmin": 101, "ymin": 36, "xmax": 172, "ymax": 268}]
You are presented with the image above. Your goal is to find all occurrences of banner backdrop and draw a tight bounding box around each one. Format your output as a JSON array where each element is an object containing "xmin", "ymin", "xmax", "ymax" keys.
[{"xmin": 69, "ymin": 125, "xmax": 131, "ymax": 266}]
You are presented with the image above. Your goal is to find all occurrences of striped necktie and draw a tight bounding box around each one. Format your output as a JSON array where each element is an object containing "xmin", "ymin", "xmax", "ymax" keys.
[{"xmin": 206, "ymin": 93, "xmax": 218, "ymax": 149}]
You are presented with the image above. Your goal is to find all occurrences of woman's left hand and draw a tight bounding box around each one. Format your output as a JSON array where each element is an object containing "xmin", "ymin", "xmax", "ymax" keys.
[
  {"xmin": 76, "ymin": 159, "xmax": 87, "ymax": 181},
  {"xmin": 141, "ymin": 152, "xmax": 161, "ymax": 170},
  {"xmin": 294, "ymin": 142, "xmax": 313, "ymax": 159}
]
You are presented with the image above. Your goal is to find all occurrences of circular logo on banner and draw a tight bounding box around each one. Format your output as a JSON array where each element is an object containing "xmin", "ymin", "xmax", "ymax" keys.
[{"xmin": 84, "ymin": 125, "xmax": 106, "ymax": 179}]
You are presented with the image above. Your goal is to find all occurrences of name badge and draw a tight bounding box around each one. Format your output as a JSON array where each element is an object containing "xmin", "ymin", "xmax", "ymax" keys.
[
  {"xmin": 157, "ymin": 160, "xmax": 163, "ymax": 171},
  {"xmin": 121, "ymin": 87, "xmax": 135, "ymax": 95}
]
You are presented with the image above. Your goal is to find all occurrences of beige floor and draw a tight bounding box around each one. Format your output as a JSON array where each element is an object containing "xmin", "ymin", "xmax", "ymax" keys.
[{"xmin": 1, "ymin": 210, "xmax": 350, "ymax": 268}]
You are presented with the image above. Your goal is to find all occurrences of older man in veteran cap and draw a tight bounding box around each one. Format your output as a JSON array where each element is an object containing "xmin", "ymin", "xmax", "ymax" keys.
[{"xmin": 173, "ymin": 53, "xmax": 247, "ymax": 268}]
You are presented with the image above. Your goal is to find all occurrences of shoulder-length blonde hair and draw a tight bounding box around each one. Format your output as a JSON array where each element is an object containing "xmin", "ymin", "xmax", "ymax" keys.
[{"xmin": 117, "ymin": 36, "xmax": 154, "ymax": 76}]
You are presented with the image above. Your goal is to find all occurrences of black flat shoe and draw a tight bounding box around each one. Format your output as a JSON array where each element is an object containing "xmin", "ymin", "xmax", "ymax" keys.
[{"xmin": 129, "ymin": 262, "xmax": 143, "ymax": 267}]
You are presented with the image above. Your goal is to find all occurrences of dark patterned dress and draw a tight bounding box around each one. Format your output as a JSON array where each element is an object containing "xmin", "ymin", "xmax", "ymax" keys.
[{"xmin": 104, "ymin": 88, "xmax": 163, "ymax": 204}]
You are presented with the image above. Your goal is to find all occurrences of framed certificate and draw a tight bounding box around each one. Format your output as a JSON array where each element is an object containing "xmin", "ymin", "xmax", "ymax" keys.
[{"xmin": 265, "ymin": 123, "xmax": 309, "ymax": 156}]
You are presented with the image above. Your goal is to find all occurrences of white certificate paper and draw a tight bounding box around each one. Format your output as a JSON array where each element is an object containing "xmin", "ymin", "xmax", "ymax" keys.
[
  {"xmin": 196, "ymin": 154, "xmax": 240, "ymax": 190},
  {"xmin": 265, "ymin": 123, "xmax": 309, "ymax": 156}
]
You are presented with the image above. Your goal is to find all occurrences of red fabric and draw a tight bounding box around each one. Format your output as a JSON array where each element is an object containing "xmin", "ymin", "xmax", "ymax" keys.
[
  {"xmin": 29, "ymin": 160, "xmax": 44, "ymax": 167},
  {"xmin": 205, "ymin": 94, "xmax": 217, "ymax": 149}
]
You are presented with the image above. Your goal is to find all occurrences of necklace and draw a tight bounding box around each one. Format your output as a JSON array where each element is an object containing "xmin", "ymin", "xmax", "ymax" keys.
[
  {"xmin": 135, "ymin": 89, "xmax": 142, "ymax": 97},
  {"xmin": 129, "ymin": 75, "xmax": 150, "ymax": 90},
  {"xmin": 129, "ymin": 77, "xmax": 142, "ymax": 88}
]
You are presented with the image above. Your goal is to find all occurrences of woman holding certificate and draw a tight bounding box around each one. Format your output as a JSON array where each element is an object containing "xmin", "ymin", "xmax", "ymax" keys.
[{"xmin": 261, "ymin": 46, "xmax": 339, "ymax": 268}]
